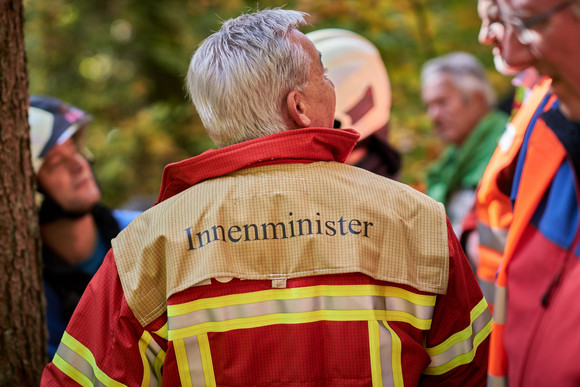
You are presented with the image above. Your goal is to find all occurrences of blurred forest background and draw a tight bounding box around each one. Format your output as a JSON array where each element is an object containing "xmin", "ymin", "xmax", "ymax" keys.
[{"xmin": 23, "ymin": 0, "xmax": 513, "ymax": 210}]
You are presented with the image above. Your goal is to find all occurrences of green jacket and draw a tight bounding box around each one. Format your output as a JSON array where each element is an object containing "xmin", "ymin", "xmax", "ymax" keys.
[{"xmin": 426, "ymin": 110, "xmax": 509, "ymax": 206}]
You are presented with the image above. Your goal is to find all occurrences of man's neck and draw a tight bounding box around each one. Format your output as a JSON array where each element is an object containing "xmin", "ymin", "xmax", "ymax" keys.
[{"xmin": 41, "ymin": 214, "xmax": 98, "ymax": 265}]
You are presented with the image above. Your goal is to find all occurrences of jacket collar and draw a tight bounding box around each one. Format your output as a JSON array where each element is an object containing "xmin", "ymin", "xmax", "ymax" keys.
[{"xmin": 156, "ymin": 128, "xmax": 359, "ymax": 203}]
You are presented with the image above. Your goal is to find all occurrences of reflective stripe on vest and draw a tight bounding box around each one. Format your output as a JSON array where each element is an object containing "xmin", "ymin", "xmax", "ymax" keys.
[
  {"xmin": 478, "ymin": 275, "xmax": 496, "ymax": 315},
  {"xmin": 477, "ymin": 222, "xmax": 510, "ymax": 310},
  {"xmin": 166, "ymin": 284, "xmax": 491, "ymax": 384},
  {"xmin": 168, "ymin": 284, "xmax": 436, "ymax": 385},
  {"xmin": 173, "ymin": 319, "xmax": 409, "ymax": 387},
  {"xmin": 369, "ymin": 320, "xmax": 405, "ymax": 387},
  {"xmin": 139, "ymin": 331, "xmax": 165, "ymax": 386},
  {"xmin": 174, "ymin": 335, "xmax": 215, "ymax": 387},
  {"xmin": 488, "ymin": 374, "xmax": 508, "ymax": 387},
  {"xmin": 167, "ymin": 285, "xmax": 436, "ymax": 340},
  {"xmin": 478, "ymin": 222, "xmax": 509, "ymax": 255},
  {"xmin": 53, "ymin": 331, "xmax": 164, "ymax": 387},
  {"xmin": 53, "ymin": 332, "xmax": 126, "ymax": 386},
  {"xmin": 423, "ymin": 298, "xmax": 492, "ymax": 376}
]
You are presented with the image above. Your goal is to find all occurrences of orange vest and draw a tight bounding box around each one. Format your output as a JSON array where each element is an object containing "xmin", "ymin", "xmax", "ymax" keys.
[
  {"xmin": 475, "ymin": 78, "xmax": 552, "ymax": 313},
  {"xmin": 488, "ymin": 80, "xmax": 562, "ymax": 386}
]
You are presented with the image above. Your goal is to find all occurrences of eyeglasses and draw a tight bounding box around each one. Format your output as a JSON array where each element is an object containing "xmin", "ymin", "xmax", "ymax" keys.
[{"xmin": 501, "ymin": 0, "xmax": 579, "ymax": 45}]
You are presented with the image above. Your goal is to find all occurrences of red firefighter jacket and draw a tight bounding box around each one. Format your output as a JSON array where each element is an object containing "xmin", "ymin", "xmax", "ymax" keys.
[{"xmin": 41, "ymin": 128, "xmax": 490, "ymax": 386}]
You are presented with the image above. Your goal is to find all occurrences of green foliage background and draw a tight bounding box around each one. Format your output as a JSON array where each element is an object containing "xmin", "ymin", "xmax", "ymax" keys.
[{"xmin": 24, "ymin": 0, "xmax": 513, "ymax": 209}]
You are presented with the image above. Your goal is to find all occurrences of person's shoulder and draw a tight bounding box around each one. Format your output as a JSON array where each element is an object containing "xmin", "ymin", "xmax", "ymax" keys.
[
  {"xmin": 342, "ymin": 162, "xmax": 436, "ymax": 195},
  {"xmin": 328, "ymin": 162, "xmax": 446, "ymax": 216}
]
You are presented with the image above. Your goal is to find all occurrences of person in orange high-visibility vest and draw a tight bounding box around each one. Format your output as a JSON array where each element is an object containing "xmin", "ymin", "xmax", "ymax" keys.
[
  {"xmin": 460, "ymin": 0, "xmax": 543, "ymax": 312},
  {"xmin": 464, "ymin": 79, "xmax": 549, "ymax": 312},
  {"xmin": 487, "ymin": 0, "xmax": 580, "ymax": 385}
]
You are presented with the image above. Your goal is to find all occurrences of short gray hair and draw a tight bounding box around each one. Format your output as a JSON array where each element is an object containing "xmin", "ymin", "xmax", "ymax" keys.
[
  {"xmin": 421, "ymin": 52, "xmax": 496, "ymax": 108},
  {"xmin": 187, "ymin": 9, "xmax": 310, "ymax": 147}
]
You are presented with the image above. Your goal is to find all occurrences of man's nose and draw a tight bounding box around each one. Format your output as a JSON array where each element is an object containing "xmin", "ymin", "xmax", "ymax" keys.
[
  {"xmin": 478, "ymin": 23, "xmax": 493, "ymax": 45},
  {"xmin": 67, "ymin": 153, "xmax": 86, "ymax": 174}
]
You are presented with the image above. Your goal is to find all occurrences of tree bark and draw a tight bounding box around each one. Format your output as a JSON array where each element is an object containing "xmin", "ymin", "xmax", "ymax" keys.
[{"xmin": 0, "ymin": 0, "xmax": 47, "ymax": 385}]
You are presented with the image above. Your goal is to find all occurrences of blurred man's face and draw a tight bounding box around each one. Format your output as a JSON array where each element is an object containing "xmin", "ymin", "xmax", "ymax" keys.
[
  {"xmin": 499, "ymin": 0, "xmax": 580, "ymax": 119},
  {"xmin": 478, "ymin": 0, "xmax": 526, "ymax": 75},
  {"xmin": 422, "ymin": 74, "xmax": 485, "ymax": 146},
  {"xmin": 292, "ymin": 30, "xmax": 337, "ymax": 129},
  {"xmin": 37, "ymin": 138, "xmax": 101, "ymax": 214}
]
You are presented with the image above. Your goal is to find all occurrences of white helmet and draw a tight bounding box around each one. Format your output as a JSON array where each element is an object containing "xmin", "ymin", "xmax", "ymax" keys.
[
  {"xmin": 306, "ymin": 28, "xmax": 391, "ymax": 140},
  {"xmin": 28, "ymin": 96, "xmax": 92, "ymax": 173}
]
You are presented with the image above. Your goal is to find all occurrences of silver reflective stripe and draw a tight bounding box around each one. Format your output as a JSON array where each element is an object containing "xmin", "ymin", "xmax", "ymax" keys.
[
  {"xmin": 428, "ymin": 307, "xmax": 492, "ymax": 368},
  {"xmin": 54, "ymin": 333, "xmax": 128, "ymax": 386},
  {"xmin": 487, "ymin": 374, "xmax": 508, "ymax": 387},
  {"xmin": 56, "ymin": 342, "xmax": 102, "ymax": 386},
  {"xmin": 493, "ymin": 285, "xmax": 507, "ymax": 324},
  {"xmin": 369, "ymin": 320, "xmax": 404, "ymax": 387},
  {"xmin": 182, "ymin": 335, "xmax": 205, "ymax": 386},
  {"xmin": 378, "ymin": 321, "xmax": 395, "ymax": 387},
  {"xmin": 169, "ymin": 295, "xmax": 434, "ymax": 332},
  {"xmin": 478, "ymin": 222, "xmax": 508, "ymax": 253},
  {"xmin": 142, "ymin": 333, "xmax": 163, "ymax": 386},
  {"xmin": 478, "ymin": 278, "xmax": 496, "ymax": 305}
]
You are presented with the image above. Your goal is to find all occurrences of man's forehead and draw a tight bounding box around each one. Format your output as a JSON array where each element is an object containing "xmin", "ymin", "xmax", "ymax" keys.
[{"xmin": 423, "ymin": 75, "xmax": 458, "ymax": 98}]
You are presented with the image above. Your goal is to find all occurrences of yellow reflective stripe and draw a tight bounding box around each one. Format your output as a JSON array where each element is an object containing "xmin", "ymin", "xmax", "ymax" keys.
[
  {"xmin": 168, "ymin": 285, "xmax": 436, "ymax": 316},
  {"xmin": 53, "ymin": 353, "xmax": 92, "ymax": 387},
  {"xmin": 169, "ymin": 293, "xmax": 433, "ymax": 336},
  {"xmin": 57, "ymin": 332, "xmax": 127, "ymax": 386},
  {"xmin": 153, "ymin": 323, "xmax": 168, "ymax": 339},
  {"xmin": 426, "ymin": 298, "xmax": 488, "ymax": 356},
  {"xmin": 423, "ymin": 298, "xmax": 492, "ymax": 375},
  {"xmin": 199, "ymin": 333, "xmax": 216, "ymax": 387},
  {"xmin": 154, "ymin": 350, "xmax": 165, "ymax": 382},
  {"xmin": 368, "ymin": 321, "xmax": 404, "ymax": 387},
  {"xmin": 138, "ymin": 333, "xmax": 151, "ymax": 387},
  {"xmin": 169, "ymin": 309, "xmax": 432, "ymax": 340},
  {"xmin": 368, "ymin": 321, "xmax": 383, "ymax": 386},
  {"xmin": 384, "ymin": 322, "xmax": 404, "ymax": 387},
  {"xmin": 174, "ymin": 339, "xmax": 193, "ymax": 387},
  {"xmin": 138, "ymin": 331, "xmax": 165, "ymax": 387}
]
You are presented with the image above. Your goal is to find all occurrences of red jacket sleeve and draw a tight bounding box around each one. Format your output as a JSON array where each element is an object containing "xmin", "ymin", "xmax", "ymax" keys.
[
  {"xmin": 41, "ymin": 250, "xmax": 167, "ymax": 386},
  {"xmin": 420, "ymin": 218, "xmax": 491, "ymax": 386}
]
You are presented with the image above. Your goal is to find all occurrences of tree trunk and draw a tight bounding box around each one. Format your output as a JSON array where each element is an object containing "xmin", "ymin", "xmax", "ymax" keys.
[{"xmin": 0, "ymin": 0, "xmax": 47, "ymax": 385}]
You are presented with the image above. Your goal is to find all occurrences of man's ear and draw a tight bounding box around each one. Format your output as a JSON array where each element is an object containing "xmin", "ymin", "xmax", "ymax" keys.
[{"xmin": 286, "ymin": 90, "xmax": 311, "ymax": 128}]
